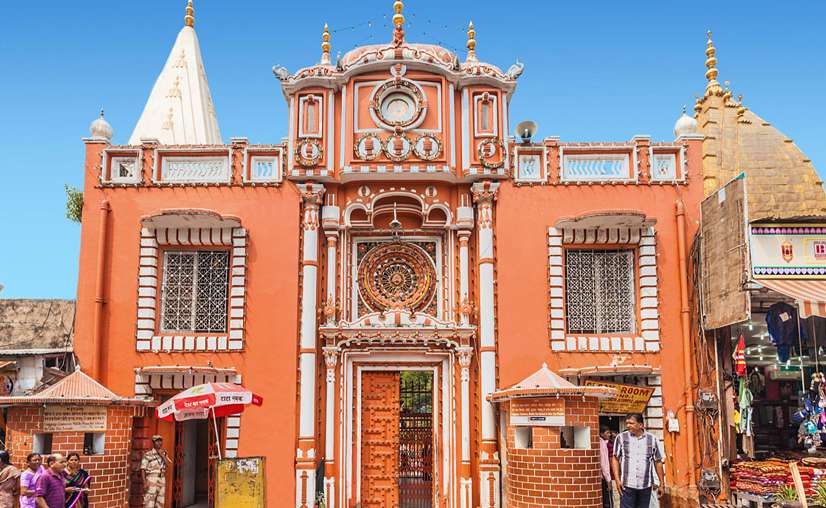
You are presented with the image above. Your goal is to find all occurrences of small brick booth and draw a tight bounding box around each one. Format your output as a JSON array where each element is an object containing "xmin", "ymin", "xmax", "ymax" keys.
[
  {"xmin": 490, "ymin": 363, "xmax": 616, "ymax": 508},
  {"xmin": 0, "ymin": 370, "xmax": 147, "ymax": 508}
]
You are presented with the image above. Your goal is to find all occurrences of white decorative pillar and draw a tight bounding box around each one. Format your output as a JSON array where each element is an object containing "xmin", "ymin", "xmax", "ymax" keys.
[
  {"xmin": 322, "ymin": 347, "xmax": 340, "ymax": 508},
  {"xmin": 457, "ymin": 346, "xmax": 474, "ymax": 508},
  {"xmin": 456, "ymin": 199, "xmax": 474, "ymax": 325},
  {"xmin": 472, "ymin": 181, "xmax": 501, "ymax": 508},
  {"xmin": 322, "ymin": 201, "xmax": 340, "ymax": 325},
  {"xmin": 295, "ymin": 183, "xmax": 324, "ymax": 508}
]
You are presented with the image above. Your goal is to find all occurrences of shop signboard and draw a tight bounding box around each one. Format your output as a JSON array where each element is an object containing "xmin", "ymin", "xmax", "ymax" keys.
[
  {"xmin": 215, "ymin": 457, "xmax": 265, "ymax": 508},
  {"xmin": 43, "ymin": 406, "xmax": 107, "ymax": 432},
  {"xmin": 584, "ymin": 381, "xmax": 654, "ymax": 414},
  {"xmin": 510, "ymin": 398, "xmax": 565, "ymax": 426},
  {"xmin": 750, "ymin": 222, "xmax": 826, "ymax": 279}
]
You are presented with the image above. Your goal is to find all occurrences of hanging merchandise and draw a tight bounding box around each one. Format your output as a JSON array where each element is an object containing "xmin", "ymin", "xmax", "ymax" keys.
[
  {"xmin": 766, "ymin": 302, "xmax": 809, "ymax": 363},
  {"xmin": 734, "ymin": 335, "xmax": 747, "ymax": 377}
]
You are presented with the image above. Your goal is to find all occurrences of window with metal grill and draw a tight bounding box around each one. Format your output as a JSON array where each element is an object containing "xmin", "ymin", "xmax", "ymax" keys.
[
  {"xmin": 160, "ymin": 251, "xmax": 230, "ymax": 333},
  {"xmin": 564, "ymin": 249, "xmax": 635, "ymax": 334}
]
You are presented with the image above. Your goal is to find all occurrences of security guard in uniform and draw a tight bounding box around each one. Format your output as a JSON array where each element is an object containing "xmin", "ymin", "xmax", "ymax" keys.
[{"xmin": 141, "ymin": 435, "xmax": 172, "ymax": 508}]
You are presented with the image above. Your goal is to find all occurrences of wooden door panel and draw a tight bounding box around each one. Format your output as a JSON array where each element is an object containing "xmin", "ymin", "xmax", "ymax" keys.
[{"xmin": 361, "ymin": 371, "xmax": 400, "ymax": 508}]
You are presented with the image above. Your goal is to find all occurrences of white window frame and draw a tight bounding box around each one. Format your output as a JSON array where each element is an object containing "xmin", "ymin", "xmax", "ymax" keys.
[
  {"xmin": 564, "ymin": 249, "xmax": 636, "ymax": 335},
  {"xmin": 159, "ymin": 250, "xmax": 230, "ymax": 334}
]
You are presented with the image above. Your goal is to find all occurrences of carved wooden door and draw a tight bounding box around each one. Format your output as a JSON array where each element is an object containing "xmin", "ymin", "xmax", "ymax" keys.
[{"xmin": 361, "ymin": 371, "xmax": 400, "ymax": 508}]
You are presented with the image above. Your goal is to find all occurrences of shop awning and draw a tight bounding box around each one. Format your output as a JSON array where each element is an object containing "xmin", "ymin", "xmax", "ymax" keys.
[
  {"xmin": 757, "ymin": 279, "xmax": 826, "ymax": 318},
  {"xmin": 557, "ymin": 365, "xmax": 660, "ymax": 377}
]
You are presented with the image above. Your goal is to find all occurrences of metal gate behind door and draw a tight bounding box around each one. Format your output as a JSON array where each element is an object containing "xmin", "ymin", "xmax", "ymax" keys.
[{"xmin": 399, "ymin": 371, "xmax": 433, "ymax": 508}]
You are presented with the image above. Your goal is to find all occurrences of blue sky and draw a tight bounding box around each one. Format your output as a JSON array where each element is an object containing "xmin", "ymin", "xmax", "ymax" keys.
[{"xmin": 1, "ymin": 1, "xmax": 824, "ymax": 298}]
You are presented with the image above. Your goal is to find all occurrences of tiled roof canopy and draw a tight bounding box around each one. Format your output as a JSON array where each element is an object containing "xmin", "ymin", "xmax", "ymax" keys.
[
  {"xmin": 489, "ymin": 363, "xmax": 616, "ymax": 402},
  {"xmin": 0, "ymin": 370, "xmax": 146, "ymax": 406}
]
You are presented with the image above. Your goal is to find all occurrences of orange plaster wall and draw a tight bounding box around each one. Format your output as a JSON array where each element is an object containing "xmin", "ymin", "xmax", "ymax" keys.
[
  {"xmin": 494, "ymin": 141, "xmax": 702, "ymax": 487},
  {"xmin": 74, "ymin": 143, "xmax": 302, "ymax": 502}
]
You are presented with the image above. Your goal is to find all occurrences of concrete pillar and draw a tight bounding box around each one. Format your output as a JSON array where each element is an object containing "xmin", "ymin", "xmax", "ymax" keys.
[
  {"xmin": 295, "ymin": 183, "xmax": 324, "ymax": 508},
  {"xmin": 472, "ymin": 181, "xmax": 501, "ymax": 508}
]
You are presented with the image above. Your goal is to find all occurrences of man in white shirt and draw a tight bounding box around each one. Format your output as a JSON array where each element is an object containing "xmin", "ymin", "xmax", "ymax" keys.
[{"xmin": 610, "ymin": 413, "xmax": 665, "ymax": 508}]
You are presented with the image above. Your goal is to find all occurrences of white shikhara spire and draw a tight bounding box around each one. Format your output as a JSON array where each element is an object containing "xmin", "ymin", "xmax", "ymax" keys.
[{"xmin": 128, "ymin": 1, "xmax": 222, "ymax": 145}]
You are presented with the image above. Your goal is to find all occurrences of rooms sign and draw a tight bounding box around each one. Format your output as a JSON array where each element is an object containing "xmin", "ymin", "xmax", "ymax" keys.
[{"xmin": 43, "ymin": 406, "xmax": 107, "ymax": 432}]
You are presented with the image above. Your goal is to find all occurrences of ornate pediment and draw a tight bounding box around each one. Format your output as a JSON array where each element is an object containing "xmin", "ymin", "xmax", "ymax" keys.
[{"xmin": 319, "ymin": 309, "xmax": 474, "ymax": 350}]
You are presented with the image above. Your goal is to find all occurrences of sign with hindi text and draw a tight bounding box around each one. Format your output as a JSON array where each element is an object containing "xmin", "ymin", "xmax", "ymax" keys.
[
  {"xmin": 510, "ymin": 398, "xmax": 566, "ymax": 426},
  {"xmin": 584, "ymin": 381, "xmax": 654, "ymax": 414},
  {"xmin": 43, "ymin": 406, "xmax": 107, "ymax": 432}
]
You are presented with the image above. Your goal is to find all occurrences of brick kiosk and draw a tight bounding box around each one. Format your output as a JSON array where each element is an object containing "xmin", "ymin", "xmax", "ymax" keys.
[
  {"xmin": 490, "ymin": 364, "xmax": 615, "ymax": 508},
  {"xmin": 0, "ymin": 370, "xmax": 147, "ymax": 508}
]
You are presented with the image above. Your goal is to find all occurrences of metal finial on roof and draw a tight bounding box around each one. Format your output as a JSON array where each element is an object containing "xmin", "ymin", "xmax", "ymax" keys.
[
  {"xmin": 184, "ymin": 0, "xmax": 194, "ymax": 28},
  {"xmin": 466, "ymin": 21, "xmax": 478, "ymax": 62},
  {"xmin": 392, "ymin": 0, "xmax": 405, "ymax": 44},
  {"xmin": 704, "ymin": 31, "xmax": 723, "ymax": 97},
  {"xmin": 736, "ymin": 94, "xmax": 748, "ymax": 122},
  {"xmin": 723, "ymin": 80, "xmax": 732, "ymax": 102},
  {"xmin": 321, "ymin": 23, "xmax": 332, "ymax": 65}
]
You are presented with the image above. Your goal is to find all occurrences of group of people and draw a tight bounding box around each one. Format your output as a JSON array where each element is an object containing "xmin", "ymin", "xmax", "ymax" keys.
[
  {"xmin": 0, "ymin": 451, "xmax": 90, "ymax": 508},
  {"xmin": 600, "ymin": 413, "xmax": 667, "ymax": 508}
]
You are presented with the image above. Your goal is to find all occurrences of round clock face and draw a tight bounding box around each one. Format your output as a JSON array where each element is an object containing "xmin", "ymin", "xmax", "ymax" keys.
[{"xmin": 380, "ymin": 93, "xmax": 415, "ymax": 123}]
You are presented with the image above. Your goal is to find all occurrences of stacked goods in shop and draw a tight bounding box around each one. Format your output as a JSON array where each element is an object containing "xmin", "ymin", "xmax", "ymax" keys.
[{"xmin": 730, "ymin": 460, "xmax": 791, "ymax": 499}]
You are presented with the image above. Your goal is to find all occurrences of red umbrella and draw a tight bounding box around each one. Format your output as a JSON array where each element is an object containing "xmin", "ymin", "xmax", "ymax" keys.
[{"xmin": 155, "ymin": 383, "xmax": 263, "ymax": 459}]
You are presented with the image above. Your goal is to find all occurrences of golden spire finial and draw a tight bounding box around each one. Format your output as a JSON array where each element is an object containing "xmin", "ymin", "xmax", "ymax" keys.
[
  {"xmin": 391, "ymin": 0, "xmax": 405, "ymax": 45},
  {"xmin": 321, "ymin": 23, "xmax": 332, "ymax": 65},
  {"xmin": 704, "ymin": 30, "xmax": 723, "ymax": 96},
  {"xmin": 736, "ymin": 94, "xmax": 747, "ymax": 120},
  {"xmin": 466, "ymin": 21, "xmax": 477, "ymax": 62},
  {"xmin": 723, "ymin": 80, "xmax": 733, "ymax": 103},
  {"xmin": 184, "ymin": 0, "xmax": 195, "ymax": 28}
]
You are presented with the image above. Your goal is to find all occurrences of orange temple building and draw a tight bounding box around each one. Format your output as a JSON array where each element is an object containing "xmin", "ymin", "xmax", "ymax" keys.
[{"xmin": 47, "ymin": 1, "xmax": 755, "ymax": 507}]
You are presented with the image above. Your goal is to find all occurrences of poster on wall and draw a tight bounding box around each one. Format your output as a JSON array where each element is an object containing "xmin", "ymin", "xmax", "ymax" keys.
[
  {"xmin": 43, "ymin": 406, "xmax": 107, "ymax": 432},
  {"xmin": 509, "ymin": 398, "xmax": 565, "ymax": 426},
  {"xmin": 583, "ymin": 381, "xmax": 654, "ymax": 414},
  {"xmin": 750, "ymin": 222, "xmax": 826, "ymax": 279},
  {"xmin": 216, "ymin": 457, "xmax": 266, "ymax": 508}
]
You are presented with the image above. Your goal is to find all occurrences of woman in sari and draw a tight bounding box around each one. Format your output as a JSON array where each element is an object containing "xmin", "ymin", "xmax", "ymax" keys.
[
  {"xmin": 0, "ymin": 450, "xmax": 21, "ymax": 507},
  {"xmin": 64, "ymin": 453, "xmax": 91, "ymax": 508}
]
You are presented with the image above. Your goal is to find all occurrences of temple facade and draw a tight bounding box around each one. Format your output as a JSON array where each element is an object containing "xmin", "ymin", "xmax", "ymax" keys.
[{"xmin": 54, "ymin": 1, "xmax": 822, "ymax": 507}]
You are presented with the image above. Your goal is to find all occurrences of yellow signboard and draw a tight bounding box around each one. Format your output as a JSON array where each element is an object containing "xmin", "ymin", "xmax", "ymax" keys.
[
  {"xmin": 43, "ymin": 406, "xmax": 107, "ymax": 432},
  {"xmin": 216, "ymin": 457, "xmax": 265, "ymax": 508},
  {"xmin": 583, "ymin": 381, "xmax": 654, "ymax": 414}
]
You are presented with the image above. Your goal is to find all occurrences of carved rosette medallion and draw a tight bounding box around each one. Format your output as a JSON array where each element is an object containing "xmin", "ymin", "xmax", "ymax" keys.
[
  {"xmin": 355, "ymin": 134, "xmax": 382, "ymax": 161},
  {"xmin": 383, "ymin": 134, "xmax": 412, "ymax": 162},
  {"xmin": 357, "ymin": 242, "xmax": 437, "ymax": 313},
  {"xmin": 295, "ymin": 138, "xmax": 323, "ymax": 167},
  {"xmin": 477, "ymin": 138, "xmax": 505, "ymax": 169},
  {"xmin": 413, "ymin": 135, "xmax": 442, "ymax": 161},
  {"xmin": 369, "ymin": 77, "xmax": 427, "ymax": 131}
]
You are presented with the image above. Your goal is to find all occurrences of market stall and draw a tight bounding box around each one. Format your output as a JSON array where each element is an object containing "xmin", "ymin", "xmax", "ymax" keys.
[{"xmin": 723, "ymin": 220, "xmax": 826, "ymax": 506}]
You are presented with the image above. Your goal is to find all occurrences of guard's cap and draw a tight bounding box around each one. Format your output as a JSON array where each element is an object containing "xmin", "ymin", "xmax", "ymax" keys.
[{"xmin": 151, "ymin": 435, "xmax": 163, "ymax": 442}]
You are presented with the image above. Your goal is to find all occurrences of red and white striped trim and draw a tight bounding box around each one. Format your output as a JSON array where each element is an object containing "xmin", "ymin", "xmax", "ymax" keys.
[
  {"xmin": 757, "ymin": 279, "xmax": 826, "ymax": 318},
  {"xmin": 549, "ymin": 226, "xmax": 660, "ymax": 353},
  {"xmin": 135, "ymin": 226, "xmax": 247, "ymax": 352}
]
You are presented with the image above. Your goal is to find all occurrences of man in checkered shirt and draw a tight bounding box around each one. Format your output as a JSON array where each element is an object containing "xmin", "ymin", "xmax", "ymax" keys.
[{"xmin": 610, "ymin": 413, "xmax": 665, "ymax": 508}]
